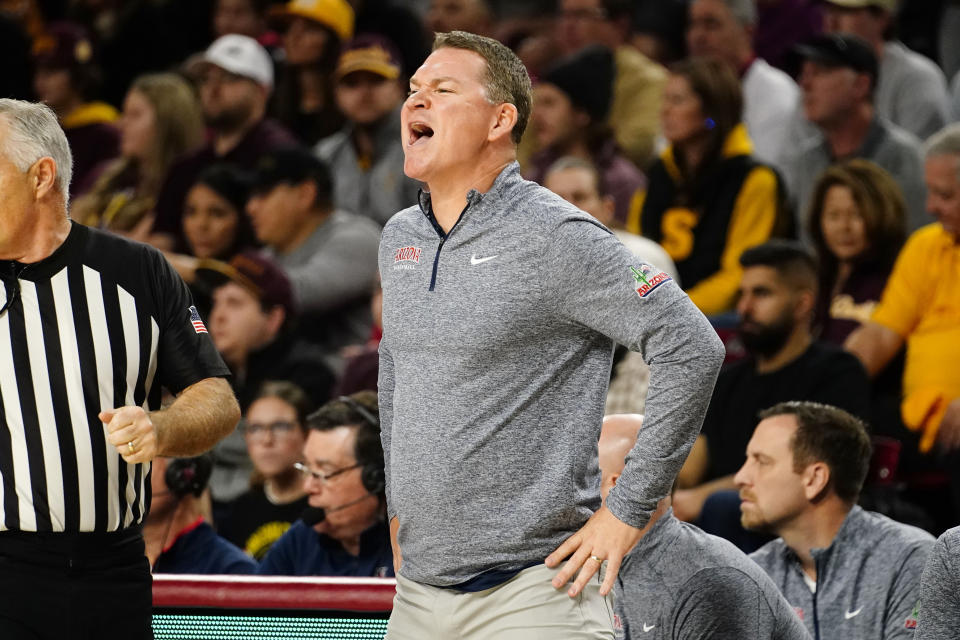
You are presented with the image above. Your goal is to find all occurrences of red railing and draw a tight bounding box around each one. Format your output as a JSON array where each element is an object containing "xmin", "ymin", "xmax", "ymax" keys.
[{"xmin": 153, "ymin": 575, "xmax": 397, "ymax": 612}]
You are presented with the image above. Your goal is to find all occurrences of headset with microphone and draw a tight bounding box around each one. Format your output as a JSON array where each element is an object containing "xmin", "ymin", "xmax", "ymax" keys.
[{"xmin": 301, "ymin": 395, "xmax": 385, "ymax": 526}]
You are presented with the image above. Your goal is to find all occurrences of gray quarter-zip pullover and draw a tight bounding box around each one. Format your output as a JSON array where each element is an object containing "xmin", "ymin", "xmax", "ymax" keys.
[
  {"xmin": 378, "ymin": 162, "xmax": 724, "ymax": 586},
  {"xmin": 615, "ymin": 510, "xmax": 810, "ymax": 640},
  {"xmin": 916, "ymin": 525, "xmax": 960, "ymax": 639},
  {"xmin": 751, "ymin": 506, "xmax": 934, "ymax": 640}
]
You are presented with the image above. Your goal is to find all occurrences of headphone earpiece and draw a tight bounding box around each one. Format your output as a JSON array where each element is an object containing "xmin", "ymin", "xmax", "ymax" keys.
[
  {"xmin": 361, "ymin": 463, "xmax": 385, "ymax": 495},
  {"xmin": 334, "ymin": 396, "xmax": 384, "ymax": 496},
  {"xmin": 164, "ymin": 454, "xmax": 214, "ymax": 499}
]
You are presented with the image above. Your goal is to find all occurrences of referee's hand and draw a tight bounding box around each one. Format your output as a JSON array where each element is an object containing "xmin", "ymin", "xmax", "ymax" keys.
[
  {"xmin": 545, "ymin": 505, "xmax": 644, "ymax": 598},
  {"xmin": 100, "ymin": 407, "xmax": 158, "ymax": 464}
]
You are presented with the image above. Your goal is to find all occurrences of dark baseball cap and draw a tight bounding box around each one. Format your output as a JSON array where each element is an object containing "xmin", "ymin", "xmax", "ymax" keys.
[
  {"xmin": 250, "ymin": 147, "xmax": 332, "ymax": 195},
  {"xmin": 32, "ymin": 22, "xmax": 96, "ymax": 69},
  {"xmin": 794, "ymin": 33, "xmax": 878, "ymax": 83},
  {"xmin": 196, "ymin": 251, "xmax": 295, "ymax": 315}
]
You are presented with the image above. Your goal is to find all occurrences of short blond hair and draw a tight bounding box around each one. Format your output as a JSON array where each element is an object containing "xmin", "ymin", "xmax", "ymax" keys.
[{"xmin": 433, "ymin": 31, "xmax": 532, "ymax": 144}]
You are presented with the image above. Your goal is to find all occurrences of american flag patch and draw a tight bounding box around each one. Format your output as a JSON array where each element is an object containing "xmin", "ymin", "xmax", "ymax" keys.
[{"xmin": 189, "ymin": 306, "xmax": 208, "ymax": 333}]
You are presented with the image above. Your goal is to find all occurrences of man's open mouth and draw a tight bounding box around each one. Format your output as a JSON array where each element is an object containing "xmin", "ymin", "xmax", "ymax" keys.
[{"xmin": 409, "ymin": 122, "xmax": 434, "ymax": 145}]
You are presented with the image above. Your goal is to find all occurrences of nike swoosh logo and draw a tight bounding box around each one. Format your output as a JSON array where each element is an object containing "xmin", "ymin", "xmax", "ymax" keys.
[
  {"xmin": 470, "ymin": 254, "xmax": 498, "ymax": 265},
  {"xmin": 844, "ymin": 608, "xmax": 862, "ymax": 619},
  {"xmin": 643, "ymin": 623, "xmax": 656, "ymax": 632}
]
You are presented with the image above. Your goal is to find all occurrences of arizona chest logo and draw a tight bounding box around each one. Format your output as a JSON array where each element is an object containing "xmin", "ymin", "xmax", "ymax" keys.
[
  {"xmin": 393, "ymin": 246, "xmax": 422, "ymax": 271},
  {"xmin": 631, "ymin": 264, "xmax": 671, "ymax": 298}
]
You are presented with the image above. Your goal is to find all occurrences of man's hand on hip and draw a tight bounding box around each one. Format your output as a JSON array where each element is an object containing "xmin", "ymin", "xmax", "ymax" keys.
[
  {"xmin": 101, "ymin": 407, "xmax": 159, "ymax": 464},
  {"xmin": 545, "ymin": 505, "xmax": 644, "ymax": 598}
]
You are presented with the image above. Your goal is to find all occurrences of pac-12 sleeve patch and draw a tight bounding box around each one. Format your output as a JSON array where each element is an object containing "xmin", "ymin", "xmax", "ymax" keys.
[
  {"xmin": 630, "ymin": 264, "xmax": 672, "ymax": 298},
  {"xmin": 189, "ymin": 305, "xmax": 208, "ymax": 333}
]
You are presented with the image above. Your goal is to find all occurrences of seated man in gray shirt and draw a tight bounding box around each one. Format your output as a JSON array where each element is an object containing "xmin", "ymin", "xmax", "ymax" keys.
[
  {"xmin": 784, "ymin": 33, "xmax": 929, "ymax": 234},
  {"xmin": 315, "ymin": 35, "xmax": 422, "ymax": 228},
  {"xmin": 246, "ymin": 147, "xmax": 381, "ymax": 361},
  {"xmin": 602, "ymin": 414, "xmax": 810, "ymax": 640},
  {"xmin": 820, "ymin": 0, "xmax": 951, "ymax": 141},
  {"xmin": 739, "ymin": 402, "xmax": 934, "ymax": 640},
  {"xmin": 916, "ymin": 525, "xmax": 960, "ymax": 639}
]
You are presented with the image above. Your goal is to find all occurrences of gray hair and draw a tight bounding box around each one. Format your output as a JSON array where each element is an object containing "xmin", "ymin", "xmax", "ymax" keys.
[
  {"xmin": 433, "ymin": 31, "xmax": 532, "ymax": 145},
  {"xmin": 0, "ymin": 99, "xmax": 73, "ymax": 197},
  {"xmin": 925, "ymin": 123, "xmax": 960, "ymax": 182},
  {"xmin": 712, "ymin": 0, "xmax": 757, "ymax": 26},
  {"xmin": 545, "ymin": 156, "xmax": 604, "ymax": 193}
]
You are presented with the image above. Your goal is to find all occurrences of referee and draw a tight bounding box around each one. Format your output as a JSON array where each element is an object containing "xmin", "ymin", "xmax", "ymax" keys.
[{"xmin": 0, "ymin": 99, "xmax": 239, "ymax": 639}]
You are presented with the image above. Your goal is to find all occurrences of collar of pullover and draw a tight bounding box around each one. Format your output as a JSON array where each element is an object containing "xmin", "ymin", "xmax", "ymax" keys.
[
  {"xmin": 416, "ymin": 161, "xmax": 522, "ymax": 224},
  {"xmin": 781, "ymin": 505, "xmax": 865, "ymax": 575}
]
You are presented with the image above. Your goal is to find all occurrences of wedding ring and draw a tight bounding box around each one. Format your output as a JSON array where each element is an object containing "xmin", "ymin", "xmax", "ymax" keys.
[
  {"xmin": 127, "ymin": 441, "xmax": 136, "ymax": 454},
  {"xmin": 590, "ymin": 555, "xmax": 603, "ymax": 564}
]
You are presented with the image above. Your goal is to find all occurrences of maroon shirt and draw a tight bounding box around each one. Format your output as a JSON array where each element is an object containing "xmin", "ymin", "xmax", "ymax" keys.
[
  {"xmin": 152, "ymin": 118, "xmax": 299, "ymax": 251},
  {"xmin": 815, "ymin": 262, "xmax": 891, "ymax": 346}
]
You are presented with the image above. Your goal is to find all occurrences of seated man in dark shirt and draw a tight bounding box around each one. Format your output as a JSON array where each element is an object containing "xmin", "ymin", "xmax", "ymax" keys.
[
  {"xmin": 258, "ymin": 391, "xmax": 394, "ymax": 577},
  {"xmin": 674, "ymin": 241, "xmax": 870, "ymax": 539},
  {"xmin": 199, "ymin": 250, "xmax": 335, "ymax": 515},
  {"xmin": 200, "ymin": 250, "xmax": 335, "ymax": 410},
  {"xmin": 146, "ymin": 455, "xmax": 257, "ymax": 575}
]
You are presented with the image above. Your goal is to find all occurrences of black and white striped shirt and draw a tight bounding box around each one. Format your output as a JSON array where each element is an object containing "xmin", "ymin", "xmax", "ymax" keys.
[{"xmin": 0, "ymin": 222, "xmax": 229, "ymax": 533}]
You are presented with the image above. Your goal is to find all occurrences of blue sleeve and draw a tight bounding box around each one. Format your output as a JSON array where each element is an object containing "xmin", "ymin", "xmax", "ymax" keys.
[
  {"xmin": 220, "ymin": 547, "xmax": 258, "ymax": 575},
  {"xmin": 256, "ymin": 525, "xmax": 298, "ymax": 575}
]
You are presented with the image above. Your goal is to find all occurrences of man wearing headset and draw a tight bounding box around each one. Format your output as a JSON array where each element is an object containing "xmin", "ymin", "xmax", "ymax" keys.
[
  {"xmin": 257, "ymin": 391, "xmax": 394, "ymax": 576},
  {"xmin": 146, "ymin": 455, "xmax": 257, "ymax": 574}
]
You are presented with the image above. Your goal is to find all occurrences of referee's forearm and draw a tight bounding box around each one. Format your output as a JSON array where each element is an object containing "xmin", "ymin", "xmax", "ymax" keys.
[{"xmin": 151, "ymin": 377, "xmax": 240, "ymax": 457}]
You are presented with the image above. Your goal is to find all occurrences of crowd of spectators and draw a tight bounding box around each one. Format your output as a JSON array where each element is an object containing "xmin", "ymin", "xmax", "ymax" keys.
[{"xmin": 5, "ymin": 0, "xmax": 960, "ymax": 634}]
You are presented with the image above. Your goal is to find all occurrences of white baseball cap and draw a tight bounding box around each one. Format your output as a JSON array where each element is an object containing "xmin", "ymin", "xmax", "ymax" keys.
[{"xmin": 202, "ymin": 34, "xmax": 273, "ymax": 88}]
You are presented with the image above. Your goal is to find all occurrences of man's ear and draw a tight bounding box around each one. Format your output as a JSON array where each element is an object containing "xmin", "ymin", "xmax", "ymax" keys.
[
  {"xmin": 264, "ymin": 305, "xmax": 286, "ymax": 338},
  {"xmin": 802, "ymin": 461, "xmax": 830, "ymax": 501},
  {"xmin": 30, "ymin": 156, "xmax": 59, "ymax": 201},
  {"xmin": 488, "ymin": 102, "xmax": 519, "ymax": 144},
  {"xmin": 296, "ymin": 180, "xmax": 319, "ymax": 212},
  {"xmin": 853, "ymin": 72, "xmax": 873, "ymax": 103},
  {"xmin": 795, "ymin": 288, "xmax": 815, "ymax": 323}
]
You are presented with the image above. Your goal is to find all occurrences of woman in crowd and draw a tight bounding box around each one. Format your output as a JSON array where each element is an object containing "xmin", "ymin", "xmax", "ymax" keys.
[
  {"xmin": 627, "ymin": 57, "xmax": 789, "ymax": 316},
  {"xmin": 164, "ymin": 164, "xmax": 258, "ymax": 283},
  {"xmin": 809, "ymin": 159, "xmax": 907, "ymax": 440},
  {"xmin": 72, "ymin": 72, "xmax": 204, "ymax": 237},
  {"xmin": 808, "ymin": 159, "xmax": 907, "ymax": 344},
  {"xmin": 271, "ymin": 0, "xmax": 352, "ymax": 145},
  {"xmin": 218, "ymin": 381, "xmax": 313, "ymax": 561}
]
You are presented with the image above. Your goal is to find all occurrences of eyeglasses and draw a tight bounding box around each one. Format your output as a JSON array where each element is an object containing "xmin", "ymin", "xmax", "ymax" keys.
[
  {"xmin": 293, "ymin": 462, "xmax": 362, "ymax": 485},
  {"xmin": 244, "ymin": 421, "xmax": 298, "ymax": 439}
]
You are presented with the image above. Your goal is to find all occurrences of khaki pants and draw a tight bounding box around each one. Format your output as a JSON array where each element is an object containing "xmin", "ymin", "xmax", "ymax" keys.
[{"xmin": 387, "ymin": 563, "xmax": 615, "ymax": 640}]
